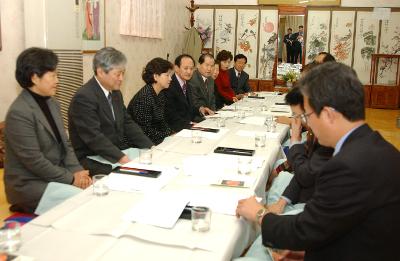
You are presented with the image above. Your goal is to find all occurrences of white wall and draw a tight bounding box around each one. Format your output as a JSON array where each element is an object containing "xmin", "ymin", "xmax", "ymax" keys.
[
  {"xmin": 83, "ymin": 0, "xmax": 190, "ymax": 104},
  {"xmin": 0, "ymin": 0, "xmax": 25, "ymax": 121}
]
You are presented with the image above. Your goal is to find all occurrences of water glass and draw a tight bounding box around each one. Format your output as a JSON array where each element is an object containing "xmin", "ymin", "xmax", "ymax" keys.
[
  {"xmin": 0, "ymin": 221, "xmax": 21, "ymax": 253},
  {"xmin": 264, "ymin": 115, "xmax": 274, "ymax": 132},
  {"xmin": 238, "ymin": 156, "xmax": 252, "ymax": 175},
  {"xmin": 191, "ymin": 206, "xmax": 211, "ymax": 232},
  {"xmin": 217, "ymin": 117, "xmax": 226, "ymax": 127},
  {"xmin": 139, "ymin": 149, "xmax": 153, "ymax": 164},
  {"xmin": 92, "ymin": 174, "xmax": 109, "ymax": 196},
  {"xmin": 255, "ymin": 133, "xmax": 266, "ymax": 148},
  {"xmin": 191, "ymin": 130, "xmax": 202, "ymax": 143}
]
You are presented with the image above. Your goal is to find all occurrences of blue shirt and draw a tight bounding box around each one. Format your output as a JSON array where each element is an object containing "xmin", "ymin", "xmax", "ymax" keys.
[{"xmin": 333, "ymin": 124, "xmax": 364, "ymax": 156}]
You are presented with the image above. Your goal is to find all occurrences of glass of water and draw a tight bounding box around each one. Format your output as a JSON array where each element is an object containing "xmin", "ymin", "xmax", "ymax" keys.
[
  {"xmin": 191, "ymin": 206, "xmax": 211, "ymax": 232},
  {"xmin": 0, "ymin": 221, "xmax": 21, "ymax": 253},
  {"xmin": 92, "ymin": 174, "xmax": 109, "ymax": 197}
]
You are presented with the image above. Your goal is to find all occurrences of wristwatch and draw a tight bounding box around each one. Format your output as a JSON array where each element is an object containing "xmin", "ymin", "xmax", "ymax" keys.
[{"xmin": 256, "ymin": 207, "xmax": 268, "ymax": 224}]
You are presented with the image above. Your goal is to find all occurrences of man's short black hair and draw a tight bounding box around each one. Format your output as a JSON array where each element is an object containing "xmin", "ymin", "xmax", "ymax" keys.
[
  {"xmin": 299, "ymin": 62, "xmax": 365, "ymax": 121},
  {"xmin": 288, "ymin": 28, "xmax": 293, "ymax": 31},
  {"xmin": 15, "ymin": 47, "xmax": 58, "ymax": 89},
  {"xmin": 175, "ymin": 54, "xmax": 195, "ymax": 67},
  {"xmin": 198, "ymin": 53, "xmax": 215, "ymax": 64},
  {"xmin": 317, "ymin": 52, "xmax": 336, "ymax": 63},
  {"xmin": 142, "ymin": 58, "xmax": 173, "ymax": 85},
  {"xmin": 234, "ymin": 54, "xmax": 247, "ymax": 63},
  {"xmin": 285, "ymin": 87, "xmax": 304, "ymax": 109},
  {"xmin": 299, "ymin": 25, "xmax": 304, "ymax": 29},
  {"xmin": 216, "ymin": 50, "xmax": 233, "ymax": 62}
]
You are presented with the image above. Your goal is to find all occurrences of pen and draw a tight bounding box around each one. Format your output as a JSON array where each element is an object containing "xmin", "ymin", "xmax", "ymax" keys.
[
  {"xmin": 119, "ymin": 169, "xmax": 147, "ymax": 174},
  {"xmin": 120, "ymin": 167, "xmax": 149, "ymax": 173}
]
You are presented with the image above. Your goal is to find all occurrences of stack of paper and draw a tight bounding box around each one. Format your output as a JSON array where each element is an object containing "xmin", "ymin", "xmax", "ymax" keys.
[{"xmin": 123, "ymin": 191, "xmax": 189, "ymax": 229}]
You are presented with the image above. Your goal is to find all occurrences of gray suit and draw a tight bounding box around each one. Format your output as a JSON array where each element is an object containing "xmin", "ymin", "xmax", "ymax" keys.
[
  {"xmin": 189, "ymin": 70, "xmax": 216, "ymax": 111},
  {"xmin": 4, "ymin": 89, "xmax": 82, "ymax": 213},
  {"xmin": 68, "ymin": 77, "xmax": 153, "ymax": 174}
]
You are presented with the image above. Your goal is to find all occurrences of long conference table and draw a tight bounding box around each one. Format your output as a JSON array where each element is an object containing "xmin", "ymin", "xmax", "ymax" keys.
[{"xmin": 18, "ymin": 92, "xmax": 291, "ymax": 261}]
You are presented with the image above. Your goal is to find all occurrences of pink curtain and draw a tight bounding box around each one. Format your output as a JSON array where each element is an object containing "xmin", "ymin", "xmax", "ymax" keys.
[{"xmin": 120, "ymin": 0, "xmax": 164, "ymax": 39}]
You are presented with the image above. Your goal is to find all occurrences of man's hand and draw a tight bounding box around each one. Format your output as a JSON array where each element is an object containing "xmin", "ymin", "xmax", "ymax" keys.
[
  {"xmin": 199, "ymin": 106, "xmax": 215, "ymax": 116},
  {"xmin": 236, "ymin": 196, "xmax": 264, "ymax": 223},
  {"xmin": 118, "ymin": 155, "xmax": 130, "ymax": 164},
  {"xmin": 232, "ymin": 97, "xmax": 239, "ymax": 103},
  {"xmin": 236, "ymin": 94, "xmax": 245, "ymax": 100},
  {"xmin": 290, "ymin": 116, "xmax": 302, "ymax": 143},
  {"xmin": 276, "ymin": 116, "xmax": 291, "ymax": 125},
  {"xmin": 274, "ymin": 250, "xmax": 305, "ymax": 261},
  {"xmin": 72, "ymin": 170, "xmax": 92, "ymax": 189},
  {"xmin": 267, "ymin": 198, "xmax": 287, "ymax": 214}
]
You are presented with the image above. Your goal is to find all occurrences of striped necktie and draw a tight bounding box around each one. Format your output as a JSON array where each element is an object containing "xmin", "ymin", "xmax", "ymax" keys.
[{"xmin": 107, "ymin": 92, "xmax": 115, "ymax": 120}]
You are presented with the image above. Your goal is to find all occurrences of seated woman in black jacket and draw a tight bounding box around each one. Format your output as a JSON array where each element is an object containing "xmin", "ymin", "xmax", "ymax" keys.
[{"xmin": 127, "ymin": 58, "xmax": 174, "ymax": 145}]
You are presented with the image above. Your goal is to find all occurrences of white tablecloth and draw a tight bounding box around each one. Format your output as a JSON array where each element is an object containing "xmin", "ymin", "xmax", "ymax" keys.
[{"xmin": 19, "ymin": 93, "xmax": 290, "ymax": 261}]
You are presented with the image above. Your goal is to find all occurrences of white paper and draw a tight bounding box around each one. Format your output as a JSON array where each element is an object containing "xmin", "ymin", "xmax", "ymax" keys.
[
  {"xmin": 188, "ymin": 189, "xmax": 254, "ymax": 216},
  {"xmin": 123, "ymin": 192, "xmax": 189, "ymax": 229},
  {"xmin": 239, "ymin": 116, "xmax": 266, "ymax": 126}
]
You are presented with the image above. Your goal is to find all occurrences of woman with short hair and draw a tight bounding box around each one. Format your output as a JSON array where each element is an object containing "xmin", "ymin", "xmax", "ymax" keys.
[
  {"xmin": 127, "ymin": 58, "xmax": 174, "ymax": 145},
  {"xmin": 214, "ymin": 50, "xmax": 238, "ymax": 105},
  {"xmin": 4, "ymin": 47, "xmax": 91, "ymax": 214}
]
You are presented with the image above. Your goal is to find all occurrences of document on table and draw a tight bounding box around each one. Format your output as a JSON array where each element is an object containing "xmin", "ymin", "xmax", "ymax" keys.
[
  {"xmin": 123, "ymin": 191, "xmax": 189, "ymax": 229},
  {"xmin": 239, "ymin": 116, "xmax": 266, "ymax": 126}
]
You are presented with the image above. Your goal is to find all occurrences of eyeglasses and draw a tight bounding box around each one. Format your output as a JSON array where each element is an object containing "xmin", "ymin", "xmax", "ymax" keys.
[{"xmin": 300, "ymin": 111, "xmax": 314, "ymax": 123}]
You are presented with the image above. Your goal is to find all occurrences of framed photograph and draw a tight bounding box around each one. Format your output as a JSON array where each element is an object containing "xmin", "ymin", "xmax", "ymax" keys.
[
  {"xmin": 258, "ymin": 0, "xmax": 340, "ymax": 6},
  {"xmin": 81, "ymin": 0, "xmax": 105, "ymax": 52}
]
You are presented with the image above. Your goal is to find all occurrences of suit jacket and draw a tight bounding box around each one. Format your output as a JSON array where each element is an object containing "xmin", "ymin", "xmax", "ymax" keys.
[
  {"xmin": 127, "ymin": 84, "xmax": 173, "ymax": 145},
  {"xmin": 163, "ymin": 74, "xmax": 199, "ymax": 132},
  {"xmin": 261, "ymin": 124, "xmax": 400, "ymax": 260},
  {"xmin": 228, "ymin": 68, "xmax": 251, "ymax": 94},
  {"xmin": 189, "ymin": 70, "xmax": 216, "ymax": 111},
  {"xmin": 4, "ymin": 89, "xmax": 82, "ymax": 213},
  {"xmin": 282, "ymin": 141, "xmax": 333, "ymax": 204},
  {"xmin": 283, "ymin": 33, "xmax": 292, "ymax": 47},
  {"xmin": 291, "ymin": 32, "xmax": 302, "ymax": 51},
  {"xmin": 68, "ymin": 77, "xmax": 153, "ymax": 165}
]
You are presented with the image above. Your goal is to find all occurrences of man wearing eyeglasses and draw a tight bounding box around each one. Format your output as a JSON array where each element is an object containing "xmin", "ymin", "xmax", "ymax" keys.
[
  {"xmin": 266, "ymin": 87, "xmax": 333, "ymax": 216},
  {"xmin": 236, "ymin": 62, "xmax": 400, "ymax": 260}
]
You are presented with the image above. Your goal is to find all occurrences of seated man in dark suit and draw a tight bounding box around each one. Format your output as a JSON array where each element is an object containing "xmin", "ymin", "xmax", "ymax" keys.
[
  {"xmin": 68, "ymin": 47, "xmax": 153, "ymax": 175},
  {"xmin": 237, "ymin": 62, "xmax": 400, "ymax": 260},
  {"xmin": 163, "ymin": 54, "xmax": 201, "ymax": 132},
  {"xmin": 189, "ymin": 53, "xmax": 216, "ymax": 115},
  {"xmin": 228, "ymin": 54, "xmax": 251, "ymax": 99}
]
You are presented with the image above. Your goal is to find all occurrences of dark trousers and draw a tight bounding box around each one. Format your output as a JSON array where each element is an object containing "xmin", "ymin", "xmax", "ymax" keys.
[{"xmin": 286, "ymin": 47, "xmax": 293, "ymax": 63}]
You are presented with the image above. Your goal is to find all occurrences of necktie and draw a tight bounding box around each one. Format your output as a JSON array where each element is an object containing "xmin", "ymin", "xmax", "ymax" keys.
[
  {"xmin": 107, "ymin": 92, "xmax": 115, "ymax": 120},
  {"xmin": 204, "ymin": 79, "xmax": 209, "ymax": 95},
  {"xmin": 182, "ymin": 83, "xmax": 187, "ymax": 97},
  {"xmin": 237, "ymin": 72, "xmax": 241, "ymax": 80}
]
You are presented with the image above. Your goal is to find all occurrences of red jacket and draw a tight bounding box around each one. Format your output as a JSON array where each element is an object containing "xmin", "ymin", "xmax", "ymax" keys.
[{"xmin": 215, "ymin": 69, "xmax": 235, "ymax": 102}]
